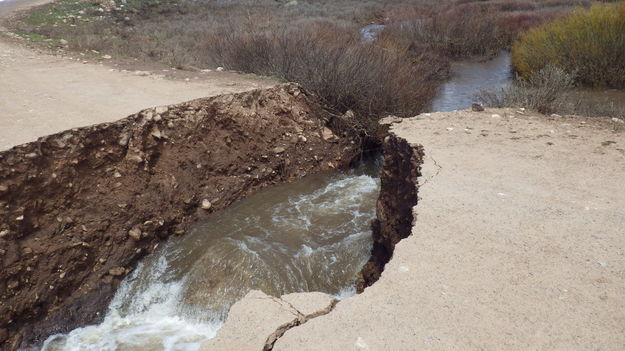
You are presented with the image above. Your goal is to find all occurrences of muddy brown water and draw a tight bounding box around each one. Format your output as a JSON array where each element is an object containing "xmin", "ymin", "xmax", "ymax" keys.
[{"xmin": 39, "ymin": 163, "xmax": 381, "ymax": 351}]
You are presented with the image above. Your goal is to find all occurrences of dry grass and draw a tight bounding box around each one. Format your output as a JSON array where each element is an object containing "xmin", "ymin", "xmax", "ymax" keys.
[
  {"xmin": 479, "ymin": 65, "xmax": 625, "ymax": 117},
  {"xmin": 204, "ymin": 22, "xmax": 448, "ymax": 126},
  {"xmin": 479, "ymin": 65, "xmax": 575, "ymax": 113},
  {"xmin": 10, "ymin": 0, "xmax": 615, "ymax": 128}
]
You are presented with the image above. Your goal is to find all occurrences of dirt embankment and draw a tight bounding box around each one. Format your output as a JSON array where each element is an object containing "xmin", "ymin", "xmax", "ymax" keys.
[
  {"xmin": 357, "ymin": 135, "xmax": 423, "ymax": 292},
  {"xmin": 0, "ymin": 83, "xmax": 363, "ymax": 350}
]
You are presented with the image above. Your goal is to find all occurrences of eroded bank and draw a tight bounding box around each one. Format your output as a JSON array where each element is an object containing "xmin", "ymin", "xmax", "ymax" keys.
[{"xmin": 0, "ymin": 83, "xmax": 365, "ymax": 350}]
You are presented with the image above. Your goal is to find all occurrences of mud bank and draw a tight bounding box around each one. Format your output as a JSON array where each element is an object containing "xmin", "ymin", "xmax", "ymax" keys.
[
  {"xmin": 357, "ymin": 135, "xmax": 423, "ymax": 292},
  {"xmin": 0, "ymin": 83, "xmax": 363, "ymax": 350}
]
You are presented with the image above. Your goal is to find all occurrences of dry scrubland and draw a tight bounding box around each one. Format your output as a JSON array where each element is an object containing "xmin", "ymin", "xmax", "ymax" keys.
[{"xmin": 8, "ymin": 0, "xmax": 615, "ymax": 130}]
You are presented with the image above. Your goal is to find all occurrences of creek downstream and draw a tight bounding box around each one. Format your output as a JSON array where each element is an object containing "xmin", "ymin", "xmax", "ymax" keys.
[{"xmin": 39, "ymin": 163, "xmax": 380, "ymax": 351}]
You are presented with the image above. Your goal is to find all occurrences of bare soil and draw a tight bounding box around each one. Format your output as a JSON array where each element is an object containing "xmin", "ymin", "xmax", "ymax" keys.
[
  {"xmin": 0, "ymin": 0, "xmax": 275, "ymax": 151},
  {"xmin": 0, "ymin": 84, "xmax": 364, "ymax": 350}
]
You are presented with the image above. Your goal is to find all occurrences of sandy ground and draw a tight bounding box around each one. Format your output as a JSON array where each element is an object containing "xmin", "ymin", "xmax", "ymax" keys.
[
  {"xmin": 0, "ymin": 0, "xmax": 273, "ymax": 151},
  {"xmin": 265, "ymin": 109, "xmax": 625, "ymax": 350}
]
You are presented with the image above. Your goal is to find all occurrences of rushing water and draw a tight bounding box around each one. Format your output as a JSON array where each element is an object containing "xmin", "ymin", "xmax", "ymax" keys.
[{"xmin": 40, "ymin": 164, "xmax": 380, "ymax": 351}]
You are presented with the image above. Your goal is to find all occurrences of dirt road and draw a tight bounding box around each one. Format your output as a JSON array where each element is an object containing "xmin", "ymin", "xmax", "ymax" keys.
[
  {"xmin": 203, "ymin": 109, "xmax": 625, "ymax": 350},
  {"xmin": 0, "ymin": 0, "xmax": 273, "ymax": 151},
  {"xmin": 270, "ymin": 110, "xmax": 625, "ymax": 350}
]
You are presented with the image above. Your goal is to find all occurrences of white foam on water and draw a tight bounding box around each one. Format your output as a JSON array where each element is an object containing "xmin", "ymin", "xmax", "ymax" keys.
[
  {"xmin": 39, "ymin": 171, "xmax": 380, "ymax": 350},
  {"xmin": 41, "ymin": 258, "xmax": 220, "ymax": 351}
]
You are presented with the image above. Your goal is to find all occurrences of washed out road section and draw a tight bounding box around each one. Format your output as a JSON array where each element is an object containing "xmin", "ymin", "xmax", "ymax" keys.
[{"xmin": 263, "ymin": 109, "xmax": 625, "ymax": 350}]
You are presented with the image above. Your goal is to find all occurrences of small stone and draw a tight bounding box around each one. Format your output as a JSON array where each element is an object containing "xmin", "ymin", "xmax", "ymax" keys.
[
  {"xmin": 551, "ymin": 113, "xmax": 562, "ymax": 118},
  {"xmin": 0, "ymin": 230, "xmax": 8, "ymax": 238},
  {"xmin": 59, "ymin": 39, "xmax": 68, "ymax": 46},
  {"xmin": 128, "ymin": 228, "xmax": 142, "ymax": 241},
  {"xmin": 59, "ymin": 272, "xmax": 66, "ymax": 279},
  {"xmin": 216, "ymin": 67, "xmax": 224, "ymax": 71},
  {"xmin": 25, "ymin": 152, "xmax": 38, "ymax": 159},
  {"xmin": 151, "ymin": 127, "xmax": 163, "ymax": 139},
  {"xmin": 0, "ymin": 185, "xmax": 8, "ymax": 193},
  {"xmin": 273, "ymin": 146, "xmax": 286, "ymax": 154},
  {"xmin": 298, "ymin": 135, "xmax": 307, "ymax": 143},
  {"xmin": 491, "ymin": 114, "xmax": 501, "ymax": 118},
  {"xmin": 379, "ymin": 116, "xmax": 403, "ymax": 125},
  {"xmin": 154, "ymin": 106, "xmax": 168, "ymax": 114},
  {"xmin": 471, "ymin": 103, "xmax": 484, "ymax": 112},
  {"xmin": 102, "ymin": 55, "xmax": 112, "ymax": 59},
  {"xmin": 22, "ymin": 247, "xmax": 33, "ymax": 255},
  {"xmin": 201, "ymin": 199, "xmax": 212, "ymax": 210},
  {"xmin": 16, "ymin": 215, "xmax": 24, "ymax": 221},
  {"xmin": 321, "ymin": 127, "xmax": 338, "ymax": 142},
  {"xmin": 113, "ymin": 171, "xmax": 122, "ymax": 178},
  {"xmin": 108, "ymin": 267, "xmax": 125, "ymax": 276},
  {"xmin": 127, "ymin": 155, "xmax": 143, "ymax": 163},
  {"xmin": 446, "ymin": 127, "xmax": 454, "ymax": 131},
  {"xmin": 118, "ymin": 133, "xmax": 130, "ymax": 146},
  {"xmin": 612, "ymin": 117, "xmax": 624, "ymax": 123}
]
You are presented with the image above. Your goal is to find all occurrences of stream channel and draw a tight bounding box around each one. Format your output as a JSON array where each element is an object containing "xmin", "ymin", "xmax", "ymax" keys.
[
  {"xmin": 40, "ymin": 163, "xmax": 381, "ymax": 351},
  {"xmin": 37, "ymin": 22, "xmax": 623, "ymax": 351},
  {"xmin": 40, "ymin": 27, "xmax": 514, "ymax": 351}
]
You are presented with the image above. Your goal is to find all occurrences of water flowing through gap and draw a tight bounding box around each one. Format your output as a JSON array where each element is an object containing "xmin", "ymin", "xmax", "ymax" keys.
[{"xmin": 40, "ymin": 161, "xmax": 381, "ymax": 351}]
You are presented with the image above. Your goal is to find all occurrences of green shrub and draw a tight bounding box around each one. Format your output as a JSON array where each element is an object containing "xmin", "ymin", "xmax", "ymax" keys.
[{"xmin": 512, "ymin": 3, "xmax": 625, "ymax": 88}]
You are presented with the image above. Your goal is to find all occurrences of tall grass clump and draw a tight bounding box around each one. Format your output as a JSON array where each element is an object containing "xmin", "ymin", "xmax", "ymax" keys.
[
  {"xmin": 479, "ymin": 65, "xmax": 575, "ymax": 113},
  {"xmin": 512, "ymin": 3, "xmax": 625, "ymax": 88}
]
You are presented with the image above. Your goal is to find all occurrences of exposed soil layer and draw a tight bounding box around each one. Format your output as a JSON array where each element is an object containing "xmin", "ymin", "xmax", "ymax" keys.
[
  {"xmin": 0, "ymin": 83, "xmax": 363, "ymax": 350},
  {"xmin": 356, "ymin": 135, "xmax": 423, "ymax": 292}
]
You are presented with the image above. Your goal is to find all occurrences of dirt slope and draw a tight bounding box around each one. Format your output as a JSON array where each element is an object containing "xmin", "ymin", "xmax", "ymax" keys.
[
  {"xmin": 0, "ymin": 83, "xmax": 363, "ymax": 350},
  {"xmin": 0, "ymin": 0, "xmax": 273, "ymax": 151}
]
